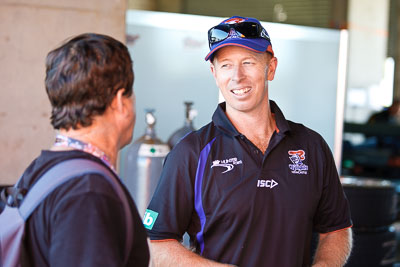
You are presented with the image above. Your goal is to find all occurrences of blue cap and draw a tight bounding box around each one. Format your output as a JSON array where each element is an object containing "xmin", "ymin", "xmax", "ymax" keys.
[{"xmin": 205, "ymin": 16, "xmax": 274, "ymax": 61}]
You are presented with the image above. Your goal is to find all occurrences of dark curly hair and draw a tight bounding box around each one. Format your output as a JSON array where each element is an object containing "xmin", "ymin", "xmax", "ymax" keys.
[{"xmin": 45, "ymin": 33, "xmax": 134, "ymax": 130}]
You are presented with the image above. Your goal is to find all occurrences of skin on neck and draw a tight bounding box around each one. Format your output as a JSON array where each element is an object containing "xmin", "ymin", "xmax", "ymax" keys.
[
  {"xmin": 52, "ymin": 120, "xmax": 120, "ymax": 167},
  {"xmin": 226, "ymin": 98, "xmax": 275, "ymax": 141},
  {"xmin": 50, "ymin": 89, "xmax": 133, "ymax": 168},
  {"xmin": 226, "ymin": 97, "xmax": 276, "ymax": 154}
]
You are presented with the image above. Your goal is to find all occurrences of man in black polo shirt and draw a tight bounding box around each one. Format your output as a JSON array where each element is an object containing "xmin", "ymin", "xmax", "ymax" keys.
[
  {"xmin": 145, "ymin": 16, "xmax": 353, "ymax": 267},
  {"xmin": 15, "ymin": 33, "xmax": 149, "ymax": 266}
]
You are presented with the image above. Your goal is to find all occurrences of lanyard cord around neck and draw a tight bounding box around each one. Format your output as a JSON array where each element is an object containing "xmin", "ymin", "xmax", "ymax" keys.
[{"xmin": 53, "ymin": 134, "xmax": 116, "ymax": 173}]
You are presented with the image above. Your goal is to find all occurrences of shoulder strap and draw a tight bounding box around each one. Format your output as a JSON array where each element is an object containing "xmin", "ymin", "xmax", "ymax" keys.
[{"xmin": 18, "ymin": 158, "xmax": 133, "ymax": 264}]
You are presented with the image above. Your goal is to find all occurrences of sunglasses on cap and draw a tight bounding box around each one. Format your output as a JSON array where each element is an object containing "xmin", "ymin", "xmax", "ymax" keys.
[{"xmin": 208, "ymin": 21, "xmax": 270, "ymax": 49}]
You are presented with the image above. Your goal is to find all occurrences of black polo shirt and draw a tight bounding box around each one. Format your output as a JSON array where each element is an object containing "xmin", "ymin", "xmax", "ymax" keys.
[
  {"xmin": 19, "ymin": 150, "xmax": 150, "ymax": 267},
  {"xmin": 146, "ymin": 101, "xmax": 352, "ymax": 267}
]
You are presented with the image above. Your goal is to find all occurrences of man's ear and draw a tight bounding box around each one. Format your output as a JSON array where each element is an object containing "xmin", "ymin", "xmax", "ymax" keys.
[
  {"xmin": 210, "ymin": 62, "xmax": 216, "ymax": 79},
  {"xmin": 110, "ymin": 88, "xmax": 126, "ymax": 113},
  {"xmin": 210, "ymin": 62, "xmax": 221, "ymax": 89},
  {"xmin": 267, "ymin": 57, "xmax": 278, "ymax": 81}
]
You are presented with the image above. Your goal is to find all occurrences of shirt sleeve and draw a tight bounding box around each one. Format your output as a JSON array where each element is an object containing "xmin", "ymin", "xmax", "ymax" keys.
[
  {"xmin": 145, "ymin": 135, "xmax": 198, "ymax": 241},
  {"xmin": 313, "ymin": 139, "xmax": 353, "ymax": 233}
]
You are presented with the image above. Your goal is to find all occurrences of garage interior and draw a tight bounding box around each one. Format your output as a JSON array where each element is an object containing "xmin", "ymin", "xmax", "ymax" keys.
[{"xmin": 2, "ymin": 0, "xmax": 400, "ymax": 266}]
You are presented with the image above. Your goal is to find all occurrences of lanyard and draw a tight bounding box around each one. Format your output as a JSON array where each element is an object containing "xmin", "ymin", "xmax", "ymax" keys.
[{"xmin": 53, "ymin": 134, "xmax": 116, "ymax": 173}]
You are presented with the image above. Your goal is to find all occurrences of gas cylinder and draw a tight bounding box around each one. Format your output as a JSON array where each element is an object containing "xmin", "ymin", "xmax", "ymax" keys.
[
  {"xmin": 167, "ymin": 101, "xmax": 197, "ymax": 149},
  {"xmin": 123, "ymin": 109, "xmax": 170, "ymax": 217}
]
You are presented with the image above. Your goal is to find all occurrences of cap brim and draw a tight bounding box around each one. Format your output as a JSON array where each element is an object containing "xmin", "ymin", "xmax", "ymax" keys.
[{"xmin": 205, "ymin": 38, "xmax": 273, "ymax": 61}]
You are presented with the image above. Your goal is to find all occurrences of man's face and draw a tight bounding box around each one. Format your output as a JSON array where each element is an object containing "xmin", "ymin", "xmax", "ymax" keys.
[
  {"xmin": 122, "ymin": 91, "xmax": 136, "ymax": 147},
  {"xmin": 210, "ymin": 46, "xmax": 277, "ymax": 115}
]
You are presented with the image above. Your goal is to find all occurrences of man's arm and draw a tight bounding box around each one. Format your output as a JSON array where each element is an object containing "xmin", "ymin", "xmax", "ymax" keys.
[
  {"xmin": 312, "ymin": 228, "xmax": 353, "ymax": 267},
  {"xmin": 149, "ymin": 240, "xmax": 235, "ymax": 267}
]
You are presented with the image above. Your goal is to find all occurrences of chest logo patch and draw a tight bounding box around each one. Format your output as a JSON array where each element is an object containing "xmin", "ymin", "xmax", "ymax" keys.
[
  {"xmin": 288, "ymin": 150, "xmax": 308, "ymax": 174},
  {"xmin": 257, "ymin": 179, "xmax": 278, "ymax": 189},
  {"xmin": 211, "ymin": 157, "xmax": 243, "ymax": 174}
]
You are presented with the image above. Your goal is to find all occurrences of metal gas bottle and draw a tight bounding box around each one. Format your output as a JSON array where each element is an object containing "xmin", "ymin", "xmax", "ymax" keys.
[
  {"xmin": 167, "ymin": 101, "xmax": 197, "ymax": 149},
  {"xmin": 123, "ymin": 109, "xmax": 170, "ymax": 217}
]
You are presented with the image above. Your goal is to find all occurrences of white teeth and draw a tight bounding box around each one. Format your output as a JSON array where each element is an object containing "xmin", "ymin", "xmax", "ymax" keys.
[{"xmin": 232, "ymin": 88, "xmax": 251, "ymax": 95}]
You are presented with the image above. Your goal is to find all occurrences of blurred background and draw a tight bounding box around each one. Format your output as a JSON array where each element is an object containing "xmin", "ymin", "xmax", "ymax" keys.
[
  {"xmin": 2, "ymin": 0, "xmax": 400, "ymax": 184},
  {"xmin": 2, "ymin": 0, "xmax": 400, "ymax": 265},
  {"xmin": 0, "ymin": 0, "xmax": 400, "ymax": 184}
]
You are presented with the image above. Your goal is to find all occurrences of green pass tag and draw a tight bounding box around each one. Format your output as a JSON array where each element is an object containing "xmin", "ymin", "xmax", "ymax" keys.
[{"xmin": 143, "ymin": 209, "xmax": 158, "ymax": 230}]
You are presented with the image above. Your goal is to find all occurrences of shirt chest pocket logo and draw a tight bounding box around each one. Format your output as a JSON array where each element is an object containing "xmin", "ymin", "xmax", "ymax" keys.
[
  {"xmin": 211, "ymin": 157, "xmax": 243, "ymax": 174},
  {"xmin": 288, "ymin": 150, "xmax": 308, "ymax": 175}
]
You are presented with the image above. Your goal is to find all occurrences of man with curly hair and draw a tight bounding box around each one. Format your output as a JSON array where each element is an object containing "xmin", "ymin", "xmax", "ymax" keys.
[{"xmin": 16, "ymin": 33, "xmax": 149, "ymax": 267}]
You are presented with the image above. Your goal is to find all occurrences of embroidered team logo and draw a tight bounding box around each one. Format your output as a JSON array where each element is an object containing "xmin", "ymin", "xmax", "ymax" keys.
[
  {"xmin": 224, "ymin": 17, "xmax": 246, "ymax": 24},
  {"xmin": 211, "ymin": 157, "xmax": 243, "ymax": 174},
  {"xmin": 288, "ymin": 150, "xmax": 308, "ymax": 174}
]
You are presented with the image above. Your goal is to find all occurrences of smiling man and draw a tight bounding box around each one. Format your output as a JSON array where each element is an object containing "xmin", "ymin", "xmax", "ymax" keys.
[{"xmin": 145, "ymin": 16, "xmax": 353, "ymax": 267}]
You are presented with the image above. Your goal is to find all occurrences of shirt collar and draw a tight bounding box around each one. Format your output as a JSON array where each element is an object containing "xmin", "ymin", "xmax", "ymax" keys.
[
  {"xmin": 212, "ymin": 100, "xmax": 291, "ymax": 137},
  {"xmin": 53, "ymin": 134, "xmax": 116, "ymax": 172}
]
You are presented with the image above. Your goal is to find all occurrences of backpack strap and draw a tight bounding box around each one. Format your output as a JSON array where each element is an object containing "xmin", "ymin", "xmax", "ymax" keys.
[{"xmin": 18, "ymin": 158, "xmax": 133, "ymax": 265}]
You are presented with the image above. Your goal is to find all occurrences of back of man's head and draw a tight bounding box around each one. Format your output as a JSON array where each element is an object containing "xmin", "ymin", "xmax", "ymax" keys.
[{"xmin": 45, "ymin": 33, "xmax": 133, "ymax": 130}]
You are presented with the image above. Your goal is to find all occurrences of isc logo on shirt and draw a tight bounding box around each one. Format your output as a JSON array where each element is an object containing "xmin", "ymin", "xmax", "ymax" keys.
[
  {"xmin": 143, "ymin": 209, "xmax": 159, "ymax": 230},
  {"xmin": 257, "ymin": 179, "xmax": 278, "ymax": 189}
]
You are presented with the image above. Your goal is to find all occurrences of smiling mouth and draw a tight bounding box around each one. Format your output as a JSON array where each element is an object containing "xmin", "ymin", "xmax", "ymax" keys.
[{"xmin": 231, "ymin": 87, "xmax": 251, "ymax": 96}]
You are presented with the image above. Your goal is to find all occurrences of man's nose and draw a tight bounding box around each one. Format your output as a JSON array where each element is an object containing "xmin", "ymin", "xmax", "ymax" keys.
[{"xmin": 231, "ymin": 65, "xmax": 245, "ymax": 82}]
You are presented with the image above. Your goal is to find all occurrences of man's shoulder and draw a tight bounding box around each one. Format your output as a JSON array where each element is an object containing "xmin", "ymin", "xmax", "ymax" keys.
[
  {"xmin": 285, "ymin": 120, "xmax": 331, "ymax": 152},
  {"xmin": 285, "ymin": 120, "xmax": 333, "ymax": 161},
  {"xmin": 287, "ymin": 120, "xmax": 324, "ymax": 139},
  {"xmin": 21, "ymin": 150, "xmax": 119, "ymax": 202},
  {"xmin": 52, "ymin": 171, "xmax": 120, "ymax": 203},
  {"xmin": 173, "ymin": 121, "xmax": 220, "ymax": 151}
]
